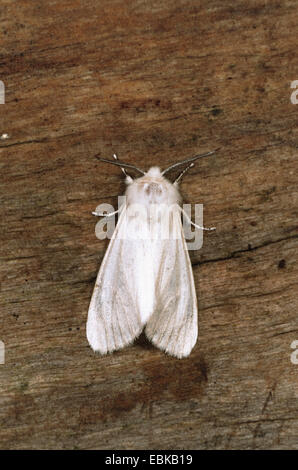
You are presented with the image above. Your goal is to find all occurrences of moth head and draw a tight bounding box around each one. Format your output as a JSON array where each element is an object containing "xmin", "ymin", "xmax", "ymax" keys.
[
  {"xmin": 125, "ymin": 167, "xmax": 161, "ymax": 186},
  {"xmin": 146, "ymin": 167, "xmax": 162, "ymax": 178},
  {"xmin": 126, "ymin": 166, "xmax": 181, "ymax": 205},
  {"xmin": 143, "ymin": 167, "xmax": 164, "ymax": 199}
]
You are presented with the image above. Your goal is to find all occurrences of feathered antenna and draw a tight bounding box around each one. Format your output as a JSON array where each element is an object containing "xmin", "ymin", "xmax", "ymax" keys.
[
  {"xmin": 94, "ymin": 154, "xmax": 145, "ymax": 175},
  {"xmin": 112, "ymin": 153, "xmax": 130, "ymax": 177},
  {"xmin": 162, "ymin": 148, "xmax": 220, "ymax": 176}
]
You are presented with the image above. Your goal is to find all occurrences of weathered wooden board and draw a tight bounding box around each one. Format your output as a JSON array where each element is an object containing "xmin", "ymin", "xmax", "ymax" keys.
[{"xmin": 0, "ymin": 0, "xmax": 298, "ymax": 449}]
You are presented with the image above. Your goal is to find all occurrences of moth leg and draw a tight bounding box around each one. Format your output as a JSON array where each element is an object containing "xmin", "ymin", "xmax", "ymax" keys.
[
  {"xmin": 180, "ymin": 207, "xmax": 216, "ymax": 231},
  {"xmin": 92, "ymin": 207, "xmax": 122, "ymax": 217}
]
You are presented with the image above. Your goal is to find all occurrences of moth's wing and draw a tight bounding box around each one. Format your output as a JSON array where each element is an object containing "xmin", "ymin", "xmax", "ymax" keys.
[
  {"xmin": 145, "ymin": 217, "xmax": 198, "ymax": 359},
  {"xmin": 86, "ymin": 207, "xmax": 146, "ymax": 354}
]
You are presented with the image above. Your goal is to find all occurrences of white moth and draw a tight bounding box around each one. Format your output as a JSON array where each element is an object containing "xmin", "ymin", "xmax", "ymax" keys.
[{"xmin": 87, "ymin": 151, "xmax": 216, "ymax": 358}]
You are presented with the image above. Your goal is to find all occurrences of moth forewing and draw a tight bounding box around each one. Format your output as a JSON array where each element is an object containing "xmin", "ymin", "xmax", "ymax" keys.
[
  {"xmin": 86, "ymin": 206, "xmax": 145, "ymax": 353},
  {"xmin": 144, "ymin": 216, "xmax": 198, "ymax": 359}
]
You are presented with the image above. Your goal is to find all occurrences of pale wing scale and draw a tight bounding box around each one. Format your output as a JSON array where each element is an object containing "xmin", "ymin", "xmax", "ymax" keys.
[
  {"xmin": 87, "ymin": 207, "xmax": 147, "ymax": 354},
  {"xmin": 145, "ymin": 214, "xmax": 198, "ymax": 358}
]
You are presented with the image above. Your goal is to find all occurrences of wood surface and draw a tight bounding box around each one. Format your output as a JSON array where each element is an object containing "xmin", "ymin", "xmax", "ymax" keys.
[{"xmin": 0, "ymin": 0, "xmax": 298, "ymax": 450}]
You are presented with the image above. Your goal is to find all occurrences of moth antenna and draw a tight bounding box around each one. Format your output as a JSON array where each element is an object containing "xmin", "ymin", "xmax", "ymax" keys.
[
  {"xmin": 94, "ymin": 154, "xmax": 145, "ymax": 175},
  {"xmin": 174, "ymin": 162, "xmax": 195, "ymax": 186},
  {"xmin": 162, "ymin": 148, "xmax": 220, "ymax": 176},
  {"xmin": 112, "ymin": 153, "xmax": 132, "ymax": 179}
]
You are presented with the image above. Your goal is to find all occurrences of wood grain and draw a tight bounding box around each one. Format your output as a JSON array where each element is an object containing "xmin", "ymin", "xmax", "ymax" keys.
[{"xmin": 0, "ymin": 0, "xmax": 298, "ymax": 449}]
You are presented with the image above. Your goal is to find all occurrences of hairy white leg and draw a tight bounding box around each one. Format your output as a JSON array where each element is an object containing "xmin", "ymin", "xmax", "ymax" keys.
[
  {"xmin": 179, "ymin": 206, "xmax": 216, "ymax": 231},
  {"xmin": 92, "ymin": 208, "xmax": 122, "ymax": 217}
]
